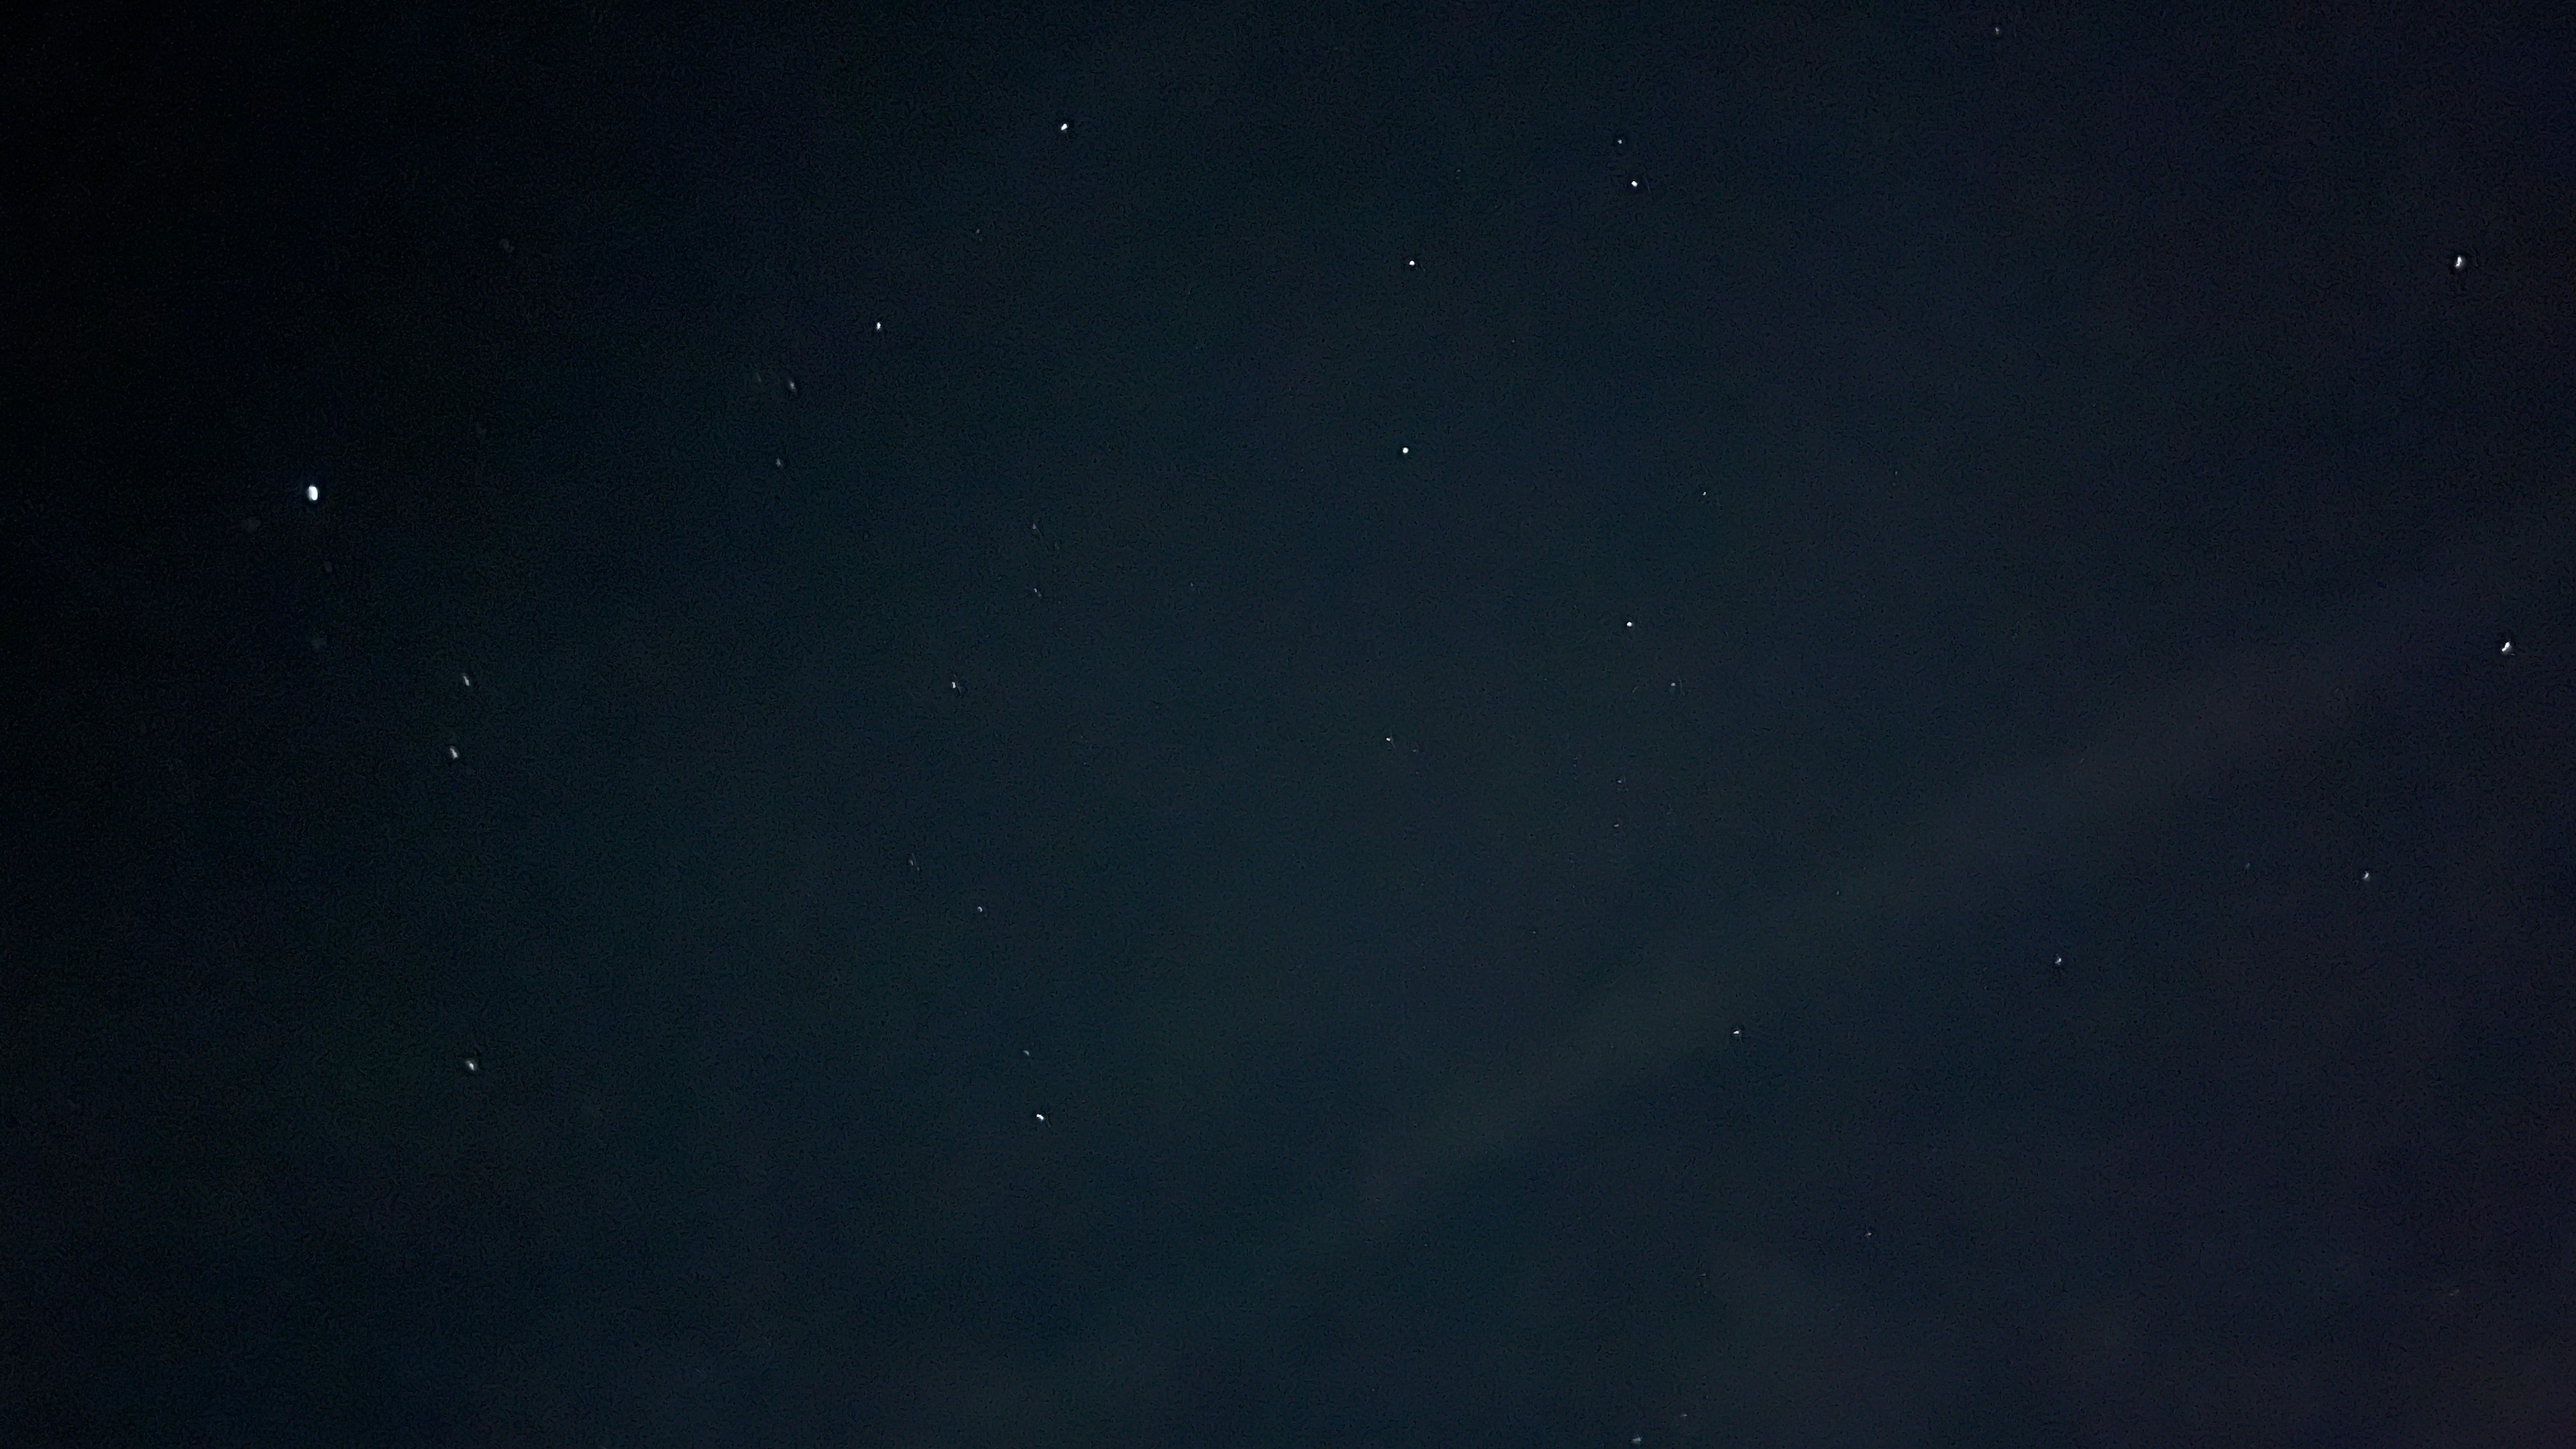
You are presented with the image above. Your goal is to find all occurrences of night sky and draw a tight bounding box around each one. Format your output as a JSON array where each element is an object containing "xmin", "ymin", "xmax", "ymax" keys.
[{"xmin": 9, "ymin": 3, "xmax": 2576, "ymax": 1445}]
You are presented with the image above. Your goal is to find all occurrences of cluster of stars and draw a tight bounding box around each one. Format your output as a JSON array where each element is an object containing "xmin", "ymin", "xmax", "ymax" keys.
[
  {"xmin": 333, "ymin": 83, "xmax": 2559, "ymax": 1449},
  {"xmin": 642, "ymin": 107, "xmax": 2535, "ymax": 1191}
]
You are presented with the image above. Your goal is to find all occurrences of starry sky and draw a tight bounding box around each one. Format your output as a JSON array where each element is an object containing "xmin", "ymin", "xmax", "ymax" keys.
[{"xmin": 8, "ymin": 3, "xmax": 2576, "ymax": 1445}]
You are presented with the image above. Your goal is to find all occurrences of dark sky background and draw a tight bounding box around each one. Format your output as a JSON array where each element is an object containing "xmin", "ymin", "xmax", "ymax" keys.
[{"xmin": 8, "ymin": 3, "xmax": 2576, "ymax": 1445}]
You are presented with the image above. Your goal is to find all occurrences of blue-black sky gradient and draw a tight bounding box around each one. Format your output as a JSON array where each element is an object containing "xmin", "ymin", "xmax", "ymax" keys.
[{"xmin": 7, "ymin": 3, "xmax": 2575, "ymax": 1445}]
